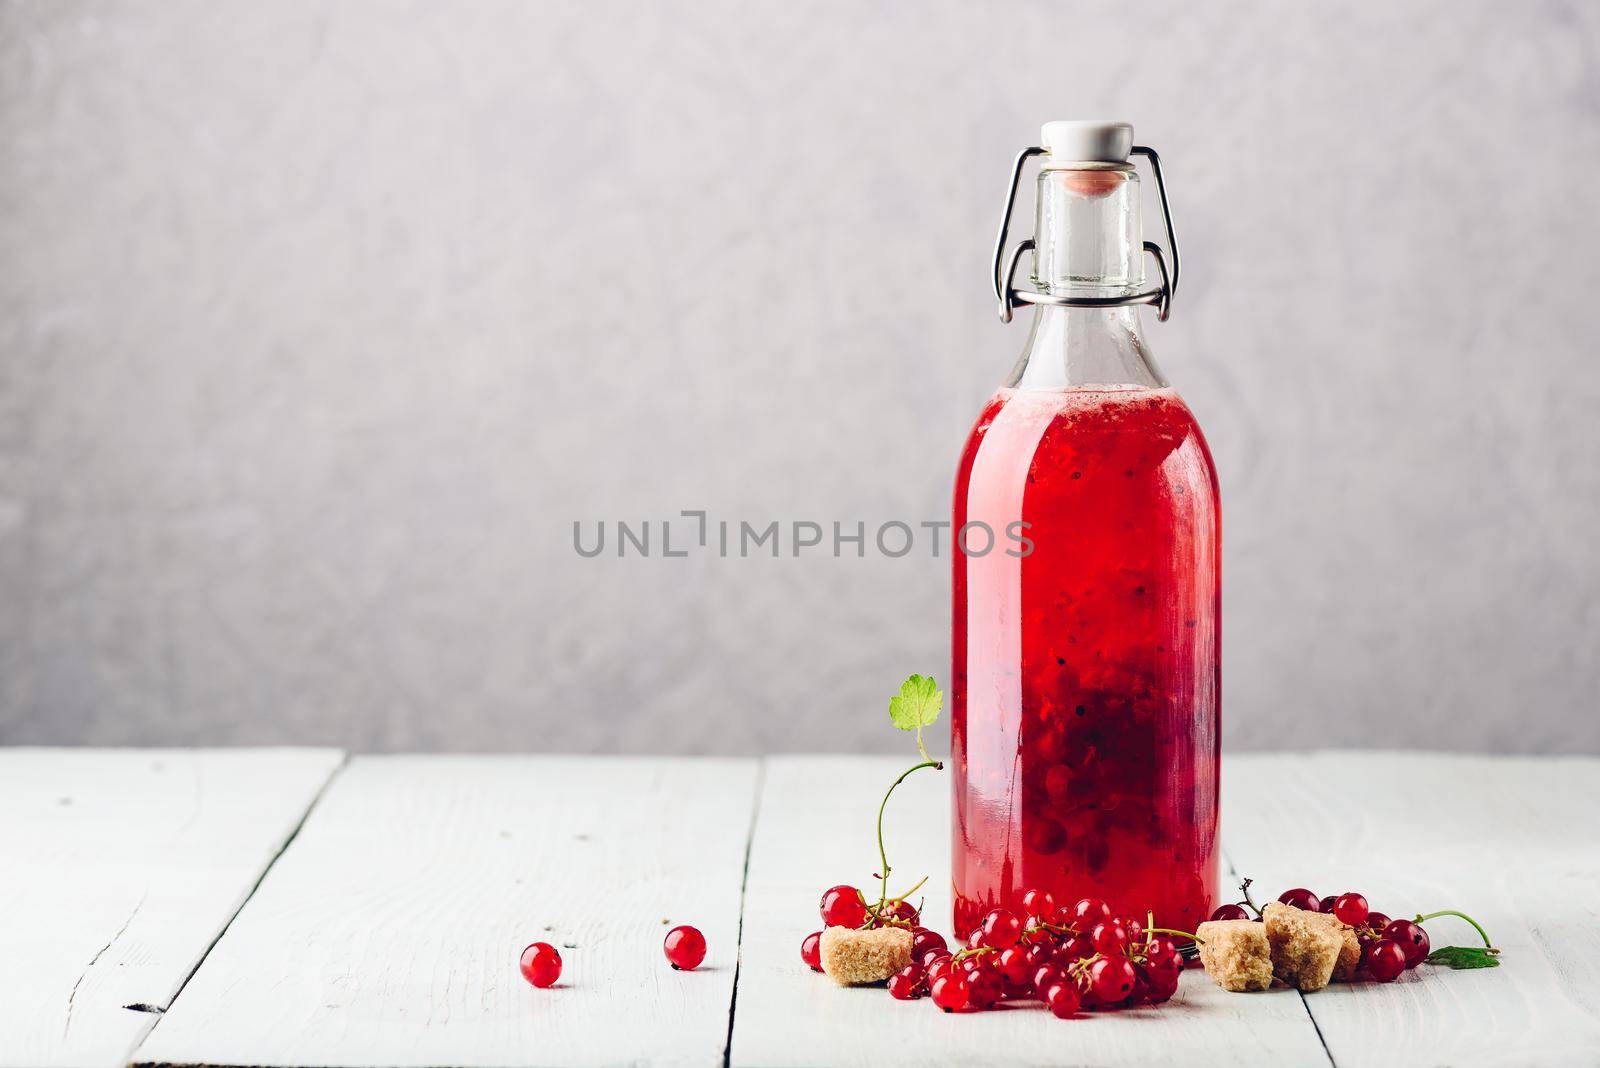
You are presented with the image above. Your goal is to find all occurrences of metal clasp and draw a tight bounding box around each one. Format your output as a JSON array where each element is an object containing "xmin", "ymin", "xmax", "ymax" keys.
[{"xmin": 991, "ymin": 145, "xmax": 1181, "ymax": 324}]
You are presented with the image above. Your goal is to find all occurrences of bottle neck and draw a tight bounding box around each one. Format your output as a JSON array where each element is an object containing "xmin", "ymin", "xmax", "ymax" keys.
[
  {"xmin": 1009, "ymin": 165, "xmax": 1163, "ymax": 392},
  {"xmin": 1032, "ymin": 164, "xmax": 1144, "ymax": 296}
]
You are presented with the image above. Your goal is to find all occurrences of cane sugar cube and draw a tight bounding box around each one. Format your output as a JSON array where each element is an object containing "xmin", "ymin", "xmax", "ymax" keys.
[
  {"xmin": 819, "ymin": 925, "xmax": 913, "ymax": 986},
  {"xmin": 1323, "ymin": 917, "xmax": 1362, "ymax": 981},
  {"xmin": 1196, "ymin": 918, "xmax": 1274, "ymax": 992},
  {"xmin": 1263, "ymin": 902, "xmax": 1346, "ymax": 992}
]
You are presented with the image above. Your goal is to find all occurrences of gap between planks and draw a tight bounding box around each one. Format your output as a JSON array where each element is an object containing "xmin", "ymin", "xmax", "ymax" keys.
[
  {"xmin": 1219, "ymin": 845, "xmax": 1337, "ymax": 1068},
  {"xmin": 146, "ymin": 751, "xmax": 352, "ymax": 1022},
  {"xmin": 721, "ymin": 759, "xmax": 768, "ymax": 1068}
]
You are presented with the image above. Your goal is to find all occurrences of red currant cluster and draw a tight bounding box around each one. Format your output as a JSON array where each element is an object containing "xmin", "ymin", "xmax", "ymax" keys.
[
  {"xmin": 1211, "ymin": 885, "xmax": 1459, "ymax": 983},
  {"xmin": 804, "ymin": 885, "xmax": 1193, "ymax": 1017},
  {"xmin": 519, "ymin": 923, "xmax": 706, "ymax": 989}
]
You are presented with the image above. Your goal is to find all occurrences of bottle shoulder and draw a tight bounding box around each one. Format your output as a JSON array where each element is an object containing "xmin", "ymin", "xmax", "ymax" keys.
[{"xmin": 955, "ymin": 384, "xmax": 1217, "ymax": 498}]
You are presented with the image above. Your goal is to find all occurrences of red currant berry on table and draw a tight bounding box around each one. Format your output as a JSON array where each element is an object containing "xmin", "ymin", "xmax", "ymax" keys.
[
  {"xmin": 981, "ymin": 908, "xmax": 1024, "ymax": 949},
  {"xmin": 663, "ymin": 925, "xmax": 706, "ymax": 970},
  {"xmin": 926, "ymin": 957, "xmax": 955, "ymax": 984},
  {"xmin": 1382, "ymin": 919, "xmax": 1430, "ymax": 967},
  {"xmin": 1032, "ymin": 962, "xmax": 1066, "ymax": 996},
  {"xmin": 911, "ymin": 928, "xmax": 947, "ymax": 958},
  {"xmin": 1364, "ymin": 912, "xmax": 1391, "ymax": 937},
  {"xmin": 1318, "ymin": 895, "xmax": 1337, "ymax": 913},
  {"xmin": 519, "ymin": 942, "xmax": 562, "ymax": 988},
  {"xmin": 1072, "ymin": 897, "xmax": 1112, "ymax": 926},
  {"xmin": 1146, "ymin": 936, "xmax": 1178, "ymax": 966},
  {"xmin": 1091, "ymin": 920, "xmax": 1130, "ymax": 956},
  {"xmin": 1023, "ymin": 942, "xmax": 1053, "ymax": 972},
  {"xmin": 1089, "ymin": 956, "xmax": 1138, "ymax": 1004},
  {"xmin": 930, "ymin": 973, "xmax": 969, "ymax": 1012},
  {"xmin": 1043, "ymin": 979, "xmax": 1082, "ymax": 1018},
  {"xmin": 1022, "ymin": 888, "xmax": 1057, "ymax": 917},
  {"xmin": 997, "ymin": 945, "xmax": 1032, "ymax": 984},
  {"xmin": 1333, "ymin": 892, "xmax": 1369, "ymax": 927},
  {"xmin": 819, "ymin": 885, "xmax": 868, "ymax": 928},
  {"xmin": 918, "ymin": 946, "xmax": 951, "ymax": 970},
  {"xmin": 1209, "ymin": 903, "xmax": 1249, "ymax": 922},
  {"xmin": 800, "ymin": 931, "xmax": 822, "ymax": 972},
  {"xmin": 1148, "ymin": 953, "xmax": 1182, "ymax": 983},
  {"xmin": 1366, "ymin": 938, "xmax": 1406, "ymax": 982},
  {"xmin": 1115, "ymin": 915, "xmax": 1145, "ymax": 942},
  {"xmin": 885, "ymin": 900, "xmax": 919, "ymax": 925},
  {"xmin": 1278, "ymin": 888, "xmax": 1321, "ymax": 912},
  {"xmin": 888, "ymin": 965, "xmax": 925, "ymax": 1000},
  {"xmin": 1128, "ymin": 965, "xmax": 1153, "ymax": 1006},
  {"xmin": 1059, "ymin": 933, "xmax": 1094, "ymax": 961},
  {"xmin": 967, "ymin": 966, "xmax": 1004, "ymax": 1010},
  {"xmin": 1146, "ymin": 964, "xmax": 1181, "ymax": 1003}
]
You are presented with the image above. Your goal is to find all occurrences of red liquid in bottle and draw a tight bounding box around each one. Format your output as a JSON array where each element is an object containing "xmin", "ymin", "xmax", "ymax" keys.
[{"xmin": 951, "ymin": 384, "xmax": 1220, "ymax": 936}]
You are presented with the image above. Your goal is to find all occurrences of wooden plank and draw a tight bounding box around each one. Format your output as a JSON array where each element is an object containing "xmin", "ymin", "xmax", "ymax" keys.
[
  {"xmin": 0, "ymin": 747, "xmax": 344, "ymax": 1068},
  {"xmin": 135, "ymin": 755, "xmax": 760, "ymax": 1068},
  {"xmin": 1221, "ymin": 752, "xmax": 1600, "ymax": 1067},
  {"xmin": 730, "ymin": 755, "xmax": 1333, "ymax": 1068}
]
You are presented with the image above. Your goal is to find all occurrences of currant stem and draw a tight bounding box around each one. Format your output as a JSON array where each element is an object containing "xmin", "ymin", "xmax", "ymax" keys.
[
  {"xmin": 875, "ymin": 759, "xmax": 942, "ymax": 911},
  {"xmin": 1147, "ymin": 926, "xmax": 1205, "ymax": 945},
  {"xmin": 1414, "ymin": 909, "xmax": 1496, "ymax": 951},
  {"xmin": 1239, "ymin": 877, "xmax": 1263, "ymax": 918},
  {"xmin": 889, "ymin": 874, "xmax": 928, "ymax": 904}
]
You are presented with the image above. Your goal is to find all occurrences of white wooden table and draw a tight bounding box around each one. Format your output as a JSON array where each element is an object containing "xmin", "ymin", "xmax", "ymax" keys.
[{"xmin": 3, "ymin": 749, "xmax": 1596, "ymax": 1067}]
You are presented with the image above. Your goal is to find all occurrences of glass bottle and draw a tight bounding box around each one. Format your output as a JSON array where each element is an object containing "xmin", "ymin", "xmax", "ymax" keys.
[{"xmin": 950, "ymin": 121, "xmax": 1220, "ymax": 936}]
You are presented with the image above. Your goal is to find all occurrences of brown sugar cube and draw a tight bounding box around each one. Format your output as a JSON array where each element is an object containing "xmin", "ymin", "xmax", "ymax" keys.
[
  {"xmin": 1196, "ymin": 918, "xmax": 1273, "ymax": 992},
  {"xmin": 1263, "ymin": 902, "xmax": 1347, "ymax": 992},
  {"xmin": 819, "ymin": 925, "xmax": 913, "ymax": 986},
  {"xmin": 1316, "ymin": 915, "xmax": 1362, "ymax": 981}
]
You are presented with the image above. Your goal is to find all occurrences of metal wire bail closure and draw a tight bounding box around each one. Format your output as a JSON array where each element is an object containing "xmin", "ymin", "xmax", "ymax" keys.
[{"xmin": 991, "ymin": 145, "xmax": 1181, "ymax": 324}]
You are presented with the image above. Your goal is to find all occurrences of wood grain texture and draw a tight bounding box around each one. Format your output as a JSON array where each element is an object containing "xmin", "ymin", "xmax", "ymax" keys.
[
  {"xmin": 1221, "ymin": 752, "xmax": 1600, "ymax": 1067},
  {"xmin": 729, "ymin": 756, "xmax": 1333, "ymax": 1067},
  {"xmin": 134, "ymin": 755, "xmax": 760, "ymax": 1068},
  {"xmin": 0, "ymin": 747, "xmax": 344, "ymax": 1068}
]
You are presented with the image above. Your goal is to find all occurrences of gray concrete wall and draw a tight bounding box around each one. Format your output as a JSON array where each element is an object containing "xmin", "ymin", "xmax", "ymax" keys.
[{"xmin": 2, "ymin": 0, "xmax": 1597, "ymax": 754}]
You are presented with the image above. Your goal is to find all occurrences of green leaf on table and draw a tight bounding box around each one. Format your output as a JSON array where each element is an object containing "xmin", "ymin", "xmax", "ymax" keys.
[
  {"xmin": 1425, "ymin": 945, "xmax": 1500, "ymax": 969},
  {"xmin": 888, "ymin": 674, "xmax": 942, "ymax": 732}
]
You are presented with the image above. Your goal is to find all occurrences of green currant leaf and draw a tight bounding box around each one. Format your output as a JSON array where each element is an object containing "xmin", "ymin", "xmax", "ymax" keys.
[
  {"xmin": 1424, "ymin": 945, "xmax": 1500, "ymax": 969},
  {"xmin": 888, "ymin": 674, "xmax": 942, "ymax": 732}
]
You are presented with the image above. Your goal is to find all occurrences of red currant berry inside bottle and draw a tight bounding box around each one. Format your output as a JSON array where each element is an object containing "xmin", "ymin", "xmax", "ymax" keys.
[
  {"xmin": 519, "ymin": 942, "xmax": 562, "ymax": 988},
  {"xmin": 663, "ymin": 925, "xmax": 707, "ymax": 970}
]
